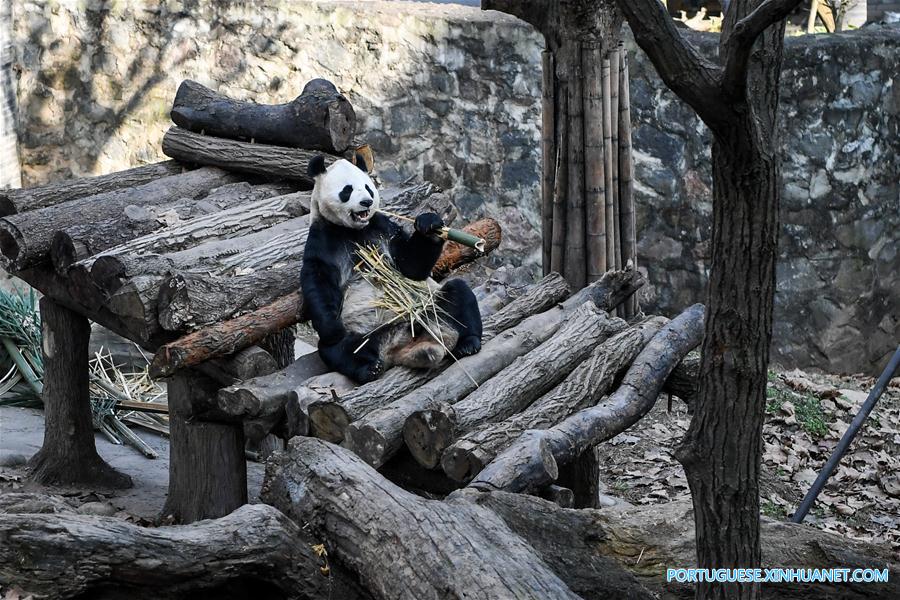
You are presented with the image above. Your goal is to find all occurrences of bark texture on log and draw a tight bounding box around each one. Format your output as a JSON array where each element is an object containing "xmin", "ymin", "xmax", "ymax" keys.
[
  {"xmin": 0, "ymin": 160, "xmax": 186, "ymax": 216},
  {"xmin": 343, "ymin": 270, "xmax": 642, "ymax": 468},
  {"xmin": 28, "ymin": 298, "xmax": 132, "ymax": 489},
  {"xmin": 430, "ymin": 218, "xmax": 502, "ymax": 280},
  {"xmin": 162, "ymin": 372, "xmax": 247, "ymax": 523},
  {"xmin": 171, "ymin": 78, "xmax": 356, "ymax": 153},
  {"xmin": 50, "ymin": 180, "xmax": 295, "ymax": 273},
  {"xmin": 0, "ymin": 167, "xmax": 239, "ymax": 270},
  {"xmin": 482, "ymin": 271, "xmax": 570, "ymax": 341},
  {"xmin": 442, "ymin": 316, "xmax": 667, "ymax": 483},
  {"xmin": 405, "ymin": 303, "xmax": 626, "ymax": 469},
  {"xmin": 0, "ymin": 503, "xmax": 371, "ymax": 600},
  {"xmin": 262, "ymin": 437, "xmax": 585, "ymax": 600},
  {"xmin": 162, "ymin": 126, "xmax": 337, "ymax": 186},
  {"xmin": 471, "ymin": 303, "xmax": 705, "ymax": 494}
]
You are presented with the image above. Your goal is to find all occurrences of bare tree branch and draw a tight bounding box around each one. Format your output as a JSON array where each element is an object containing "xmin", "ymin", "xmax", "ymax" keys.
[
  {"xmin": 721, "ymin": 0, "xmax": 806, "ymax": 97},
  {"xmin": 615, "ymin": 0, "xmax": 727, "ymax": 130}
]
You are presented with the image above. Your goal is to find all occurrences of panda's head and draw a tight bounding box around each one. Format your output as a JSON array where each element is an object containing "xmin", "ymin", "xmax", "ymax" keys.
[{"xmin": 308, "ymin": 154, "xmax": 380, "ymax": 230}]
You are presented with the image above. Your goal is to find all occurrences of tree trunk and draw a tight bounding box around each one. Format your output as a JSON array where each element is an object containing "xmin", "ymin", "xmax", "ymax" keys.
[
  {"xmin": 343, "ymin": 271, "xmax": 641, "ymax": 468},
  {"xmin": 27, "ymin": 297, "xmax": 132, "ymax": 489},
  {"xmin": 162, "ymin": 126, "xmax": 342, "ymax": 186},
  {"xmin": 262, "ymin": 437, "xmax": 641, "ymax": 599},
  {"xmin": 171, "ymin": 78, "xmax": 356, "ymax": 153},
  {"xmin": 0, "ymin": 502, "xmax": 371, "ymax": 600},
  {"xmin": 162, "ymin": 371, "xmax": 247, "ymax": 523},
  {"xmin": 0, "ymin": 160, "xmax": 186, "ymax": 216},
  {"xmin": 0, "ymin": 167, "xmax": 239, "ymax": 270},
  {"xmin": 471, "ymin": 303, "xmax": 705, "ymax": 494},
  {"xmin": 404, "ymin": 303, "xmax": 626, "ymax": 469},
  {"xmin": 50, "ymin": 180, "xmax": 295, "ymax": 272},
  {"xmin": 442, "ymin": 316, "xmax": 666, "ymax": 483}
]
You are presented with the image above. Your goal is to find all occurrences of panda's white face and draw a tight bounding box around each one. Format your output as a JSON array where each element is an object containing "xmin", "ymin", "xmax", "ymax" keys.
[{"xmin": 311, "ymin": 159, "xmax": 380, "ymax": 230}]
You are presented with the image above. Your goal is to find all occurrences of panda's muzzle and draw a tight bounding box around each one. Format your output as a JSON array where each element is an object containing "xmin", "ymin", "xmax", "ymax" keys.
[{"xmin": 351, "ymin": 198, "xmax": 373, "ymax": 222}]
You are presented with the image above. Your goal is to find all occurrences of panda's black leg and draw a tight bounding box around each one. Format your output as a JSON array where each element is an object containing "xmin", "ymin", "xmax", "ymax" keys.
[
  {"xmin": 319, "ymin": 333, "xmax": 384, "ymax": 384},
  {"xmin": 438, "ymin": 279, "xmax": 482, "ymax": 357}
]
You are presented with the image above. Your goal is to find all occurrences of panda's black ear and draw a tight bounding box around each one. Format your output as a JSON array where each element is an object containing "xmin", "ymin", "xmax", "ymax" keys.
[
  {"xmin": 308, "ymin": 155, "xmax": 327, "ymax": 178},
  {"xmin": 354, "ymin": 153, "xmax": 368, "ymax": 174}
]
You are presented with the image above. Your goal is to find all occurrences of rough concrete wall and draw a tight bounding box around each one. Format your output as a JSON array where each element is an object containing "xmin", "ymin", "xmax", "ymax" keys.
[{"xmin": 8, "ymin": 0, "xmax": 898, "ymax": 373}]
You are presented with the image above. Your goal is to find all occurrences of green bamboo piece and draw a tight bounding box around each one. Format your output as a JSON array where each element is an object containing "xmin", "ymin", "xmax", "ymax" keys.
[
  {"xmin": 1, "ymin": 337, "xmax": 42, "ymax": 395},
  {"xmin": 442, "ymin": 227, "xmax": 486, "ymax": 252}
]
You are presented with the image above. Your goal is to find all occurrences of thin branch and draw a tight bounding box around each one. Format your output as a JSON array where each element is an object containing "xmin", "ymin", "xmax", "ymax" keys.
[
  {"xmin": 721, "ymin": 0, "xmax": 806, "ymax": 97},
  {"xmin": 615, "ymin": 0, "xmax": 727, "ymax": 131}
]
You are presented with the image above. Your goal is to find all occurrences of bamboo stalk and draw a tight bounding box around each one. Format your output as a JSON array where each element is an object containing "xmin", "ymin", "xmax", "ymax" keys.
[
  {"xmin": 377, "ymin": 209, "xmax": 486, "ymax": 252},
  {"xmin": 583, "ymin": 44, "xmax": 606, "ymax": 282},
  {"xmin": 610, "ymin": 46, "xmax": 622, "ymax": 277},
  {"xmin": 601, "ymin": 57, "xmax": 616, "ymax": 277},
  {"xmin": 541, "ymin": 51, "xmax": 556, "ymax": 276},
  {"xmin": 618, "ymin": 51, "xmax": 638, "ymax": 318},
  {"xmin": 550, "ymin": 96, "xmax": 568, "ymax": 276},
  {"xmin": 564, "ymin": 42, "xmax": 586, "ymax": 290}
]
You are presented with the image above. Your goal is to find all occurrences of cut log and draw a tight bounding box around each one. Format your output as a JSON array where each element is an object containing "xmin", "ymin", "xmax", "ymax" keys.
[
  {"xmin": 261, "ymin": 437, "xmax": 622, "ymax": 599},
  {"xmin": 0, "ymin": 160, "xmax": 186, "ymax": 216},
  {"xmin": 162, "ymin": 126, "xmax": 338, "ymax": 186},
  {"xmin": 27, "ymin": 297, "xmax": 132, "ymax": 489},
  {"xmin": 162, "ymin": 371, "xmax": 247, "ymax": 523},
  {"xmin": 172, "ymin": 78, "xmax": 356, "ymax": 153},
  {"xmin": 405, "ymin": 303, "xmax": 627, "ymax": 469},
  {"xmin": 50, "ymin": 180, "xmax": 295, "ymax": 273},
  {"xmin": 0, "ymin": 167, "xmax": 240, "ymax": 271},
  {"xmin": 664, "ymin": 352, "xmax": 700, "ymax": 405},
  {"xmin": 285, "ymin": 370, "xmax": 357, "ymax": 437},
  {"xmin": 342, "ymin": 269, "xmax": 643, "ymax": 468},
  {"xmin": 470, "ymin": 303, "xmax": 705, "ymax": 494},
  {"xmin": 0, "ymin": 503, "xmax": 371, "ymax": 600},
  {"xmin": 442, "ymin": 316, "xmax": 667, "ymax": 482},
  {"xmin": 305, "ymin": 271, "xmax": 576, "ymax": 441},
  {"xmin": 461, "ymin": 490, "xmax": 900, "ymax": 600},
  {"xmin": 430, "ymin": 218, "xmax": 502, "ymax": 280}
]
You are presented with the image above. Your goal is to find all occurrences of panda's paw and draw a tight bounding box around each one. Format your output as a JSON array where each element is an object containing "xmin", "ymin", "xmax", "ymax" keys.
[
  {"xmin": 352, "ymin": 356, "xmax": 384, "ymax": 383},
  {"xmin": 454, "ymin": 335, "xmax": 481, "ymax": 357}
]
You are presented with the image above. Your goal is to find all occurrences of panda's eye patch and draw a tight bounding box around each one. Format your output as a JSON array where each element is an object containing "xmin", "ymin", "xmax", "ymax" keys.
[
  {"xmin": 339, "ymin": 185, "xmax": 353, "ymax": 203},
  {"xmin": 365, "ymin": 185, "xmax": 374, "ymax": 198}
]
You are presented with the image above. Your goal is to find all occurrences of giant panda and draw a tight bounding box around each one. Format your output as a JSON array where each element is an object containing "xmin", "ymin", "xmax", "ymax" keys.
[{"xmin": 301, "ymin": 154, "xmax": 483, "ymax": 383}]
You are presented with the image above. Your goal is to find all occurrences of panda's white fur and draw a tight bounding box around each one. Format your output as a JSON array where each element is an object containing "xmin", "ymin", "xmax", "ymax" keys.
[{"xmin": 310, "ymin": 159, "xmax": 457, "ymax": 369}]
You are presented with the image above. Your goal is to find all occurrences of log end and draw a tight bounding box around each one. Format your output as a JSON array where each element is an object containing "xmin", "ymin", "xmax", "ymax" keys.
[
  {"xmin": 441, "ymin": 440, "xmax": 487, "ymax": 484},
  {"xmin": 343, "ymin": 422, "xmax": 390, "ymax": 468},
  {"xmin": 0, "ymin": 226, "xmax": 24, "ymax": 270},
  {"xmin": 468, "ymin": 430, "xmax": 558, "ymax": 494},
  {"xmin": 402, "ymin": 406, "xmax": 456, "ymax": 470},
  {"xmin": 90, "ymin": 255, "xmax": 128, "ymax": 294},
  {"xmin": 157, "ymin": 274, "xmax": 189, "ymax": 331},
  {"xmin": 217, "ymin": 387, "xmax": 262, "ymax": 418},
  {"xmin": 307, "ymin": 401, "xmax": 351, "ymax": 443},
  {"xmin": 50, "ymin": 231, "xmax": 81, "ymax": 274}
]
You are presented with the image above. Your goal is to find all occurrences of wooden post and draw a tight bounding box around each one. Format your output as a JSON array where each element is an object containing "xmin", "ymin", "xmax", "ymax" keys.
[
  {"xmin": 162, "ymin": 372, "xmax": 247, "ymax": 523},
  {"xmin": 609, "ymin": 46, "xmax": 623, "ymax": 278},
  {"xmin": 564, "ymin": 42, "xmax": 587, "ymax": 290},
  {"xmin": 28, "ymin": 297, "xmax": 132, "ymax": 488},
  {"xmin": 584, "ymin": 44, "xmax": 607, "ymax": 282},
  {"xmin": 618, "ymin": 50, "xmax": 638, "ymax": 318},
  {"xmin": 541, "ymin": 51, "xmax": 556, "ymax": 276},
  {"xmin": 601, "ymin": 58, "xmax": 616, "ymax": 274}
]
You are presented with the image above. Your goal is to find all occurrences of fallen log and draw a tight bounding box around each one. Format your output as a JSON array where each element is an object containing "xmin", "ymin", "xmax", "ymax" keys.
[
  {"xmin": 442, "ymin": 316, "xmax": 667, "ymax": 482},
  {"xmin": 150, "ymin": 291, "xmax": 305, "ymax": 379},
  {"xmin": 262, "ymin": 436, "xmax": 646, "ymax": 599},
  {"xmin": 470, "ymin": 303, "xmax": 705, "ymax": 494},
  {"xmin": 404, "ymin": 303, "xmax": 627, "ymax": 469},
  {"xmin": 665, "ymin": 352, "xmax": 700, "ymax": 405},
  {"xmin": 0, "ymin": 160, "xmax": 186, "ymax": 216},
  {"xmin": 342, "ymin": 270, "xmax": 643, "ymax": 468},
  {"xmin": 460, "ymin": 490, "xmax": 900, "ymax": 600},
  {"xmin": 0, "ymin": 166, "xmax": 240, "ymax": 270},
  {"xmin": 172, "ymin": 78, "xmax": 356, "ymax": 153},
  {"xmin": 431, "ymin": 218, "xmax": 502, "ymax": 280},
  {"xmin": 150, "ymin": 210, "xmax": 500, "ymax": 378},
  {"xmin": 50, "ymin": 180, "xmax": 295, "ymax": 272},
  {"xmin": 0, "ymin": 502, "xmax": 370, "ymax": 600},
  {"xmin": 305, "ymin": 271, "xmax": 579, "ymax": 443},
  {"xmin": 162, "ymin": 126, "xmax": 337, "ymax": 186}
]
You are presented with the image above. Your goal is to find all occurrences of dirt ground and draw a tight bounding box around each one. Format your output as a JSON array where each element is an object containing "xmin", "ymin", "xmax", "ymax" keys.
[{"xmin": 596, "ymin": 366, "xmax": 900, "ymax": 560}]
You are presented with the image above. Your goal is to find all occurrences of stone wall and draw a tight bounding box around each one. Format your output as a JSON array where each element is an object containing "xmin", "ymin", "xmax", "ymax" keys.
[{"xmin": 6, "ymin": 1, "xmax": 898, "ymax": 373}]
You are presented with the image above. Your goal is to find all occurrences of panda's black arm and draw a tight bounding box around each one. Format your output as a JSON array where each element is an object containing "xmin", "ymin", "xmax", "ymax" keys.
[
  {"xmin": 300, "ymin": 255, "xmax": 346, "ymax": 345},
  {"xmin": 385, "ymin": 218, "xmax": 444, "ymax": 281}
]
